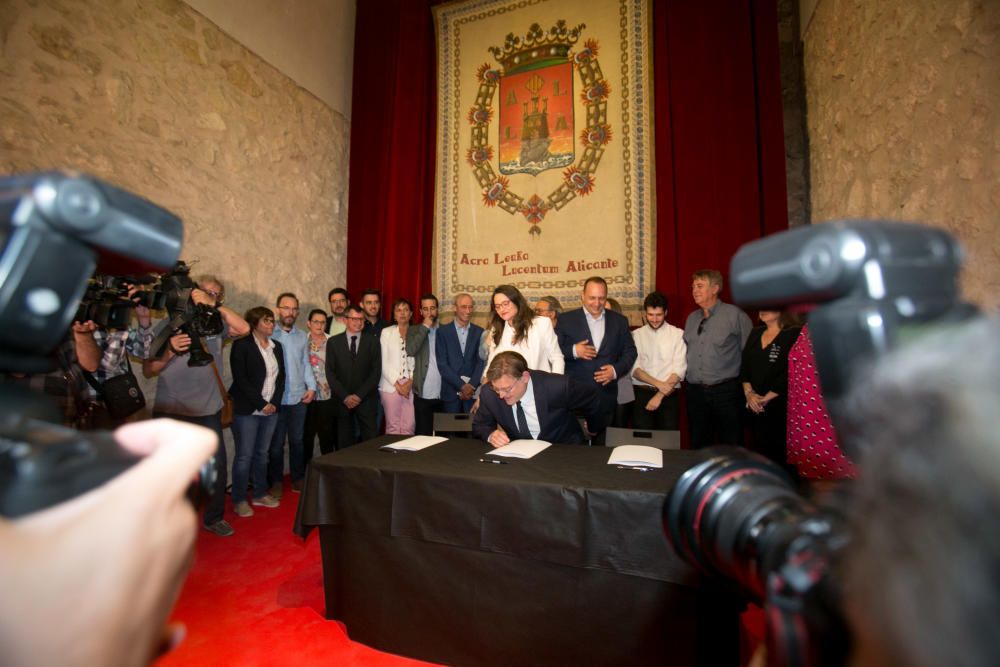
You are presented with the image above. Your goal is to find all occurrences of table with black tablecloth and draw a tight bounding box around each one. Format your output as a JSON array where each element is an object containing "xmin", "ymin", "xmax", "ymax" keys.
[{"xmin": 294, "ymin": 436, "xmax": 739, "ymax": 667}]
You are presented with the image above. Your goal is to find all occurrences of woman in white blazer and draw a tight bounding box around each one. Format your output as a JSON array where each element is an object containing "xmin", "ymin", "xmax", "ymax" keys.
[
  {"xmin": 483, "ymin": 284, "xmax": 564, "ymax": 378},
  {"xmin": 379, "ymin": 298, "xmax": 419, "ymax": 434}
]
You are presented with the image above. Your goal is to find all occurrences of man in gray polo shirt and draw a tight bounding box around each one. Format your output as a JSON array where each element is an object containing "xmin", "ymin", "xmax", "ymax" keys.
[
  {"xmin": 683, "ymin": 269, "xmax": 752, "ymax": 449},
  {"xmin": 144, "ymin": 276, "xmax": 250, "ymax": 537}
]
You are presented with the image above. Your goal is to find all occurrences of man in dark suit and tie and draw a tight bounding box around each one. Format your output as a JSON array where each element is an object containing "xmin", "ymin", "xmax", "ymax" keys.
[
  {"xmin": 555, "ymin": 276, "xmax": 637, "ymax": 444},
  {"xmin": 435, "ymin": 292, "xmax": 485, "ymax": 413},
  {"xmin": 326, "ymin": 304, "xmax": 381, "ymax": 447},
  {"xmin": 472, "ymin": 351, "xmax": 606, "ymax": 446}
]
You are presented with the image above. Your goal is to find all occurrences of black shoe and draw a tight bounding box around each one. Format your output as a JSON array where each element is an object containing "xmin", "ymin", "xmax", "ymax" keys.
[{"xmin": 204, "ymin": 520, "xmax": 234, "ymax": 537}]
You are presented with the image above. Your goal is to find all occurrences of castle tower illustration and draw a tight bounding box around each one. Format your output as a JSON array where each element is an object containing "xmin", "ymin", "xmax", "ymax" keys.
[{"xmin": 519, "ymin": 74, "xmax": 552, "ymax": 165}]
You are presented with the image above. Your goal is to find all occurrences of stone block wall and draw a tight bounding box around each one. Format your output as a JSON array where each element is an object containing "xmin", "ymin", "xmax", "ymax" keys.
[
  {"xmin": 804, "ymin": 0, "xmax": 999, "ymax": 309},
  {"xmin": 0, "ymin": 0, "xmax": 349, "ymax": 319}
]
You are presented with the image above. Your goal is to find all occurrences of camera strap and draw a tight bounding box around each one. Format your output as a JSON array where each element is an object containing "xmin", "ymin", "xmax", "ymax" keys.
[
  {"xmin": 80, "ymin": 354, "xmax": 135, "ymax": 398},
  {"xmin": 207, "ymin": 349, "xmax": 234, "ymax": 428}
]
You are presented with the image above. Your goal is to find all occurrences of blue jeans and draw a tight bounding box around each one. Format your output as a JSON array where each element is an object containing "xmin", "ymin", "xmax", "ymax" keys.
[
  {"xmin": 231, "ymin": 413, "xmax": 279, "ymax": 503},
  {"xmin": 152, "ymin": 410, "xmax": 226, "ymax": 526},
  {"xmin": 268, "ymin": 402, "xmax": 308, "ymax": 485}
]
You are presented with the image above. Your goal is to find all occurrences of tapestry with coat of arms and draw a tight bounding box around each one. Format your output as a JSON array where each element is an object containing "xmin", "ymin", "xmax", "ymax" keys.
[{"xmin": 432, "ymin": 0, "xmax": 655, "ymax": 316}]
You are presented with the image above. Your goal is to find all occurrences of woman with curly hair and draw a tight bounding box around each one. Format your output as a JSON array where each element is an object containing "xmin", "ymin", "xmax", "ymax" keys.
[{"xmin": 483, "ymin": 284, "xmax": 564, "ymax": 377}]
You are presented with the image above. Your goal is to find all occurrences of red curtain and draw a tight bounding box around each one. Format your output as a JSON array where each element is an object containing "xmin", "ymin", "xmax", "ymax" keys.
[{"xmin": 346, "ymin": 0, "xmax": 787, "ymax": 324}]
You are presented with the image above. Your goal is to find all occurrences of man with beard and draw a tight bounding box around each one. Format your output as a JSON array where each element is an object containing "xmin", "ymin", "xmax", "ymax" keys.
[
  {"xmin": 267, "ymin": 292, "xmax": 316, "ymax": 495},
  {"xmin": 412, "ymin": 294, "xmax": 443, "ymax": 435},
  {"xmin": 326, "ymin": 287, "xmax": 349, "ymax": 335},
  {"xmin": 630, "ymin": 291, "xmax": 687, "ymax": 430}
]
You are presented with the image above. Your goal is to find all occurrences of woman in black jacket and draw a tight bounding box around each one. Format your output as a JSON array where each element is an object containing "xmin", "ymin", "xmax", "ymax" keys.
[
  {"xmin": 740, "ymin": 310, "xmax": 801, "ymax": 467},
  {"xmin": 229, "ymin": 306, "xmax": 286, "ymax": 517}
]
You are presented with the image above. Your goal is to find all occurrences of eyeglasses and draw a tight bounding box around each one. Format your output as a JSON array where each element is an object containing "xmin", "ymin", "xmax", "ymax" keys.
[
  {"xmin": 492, "ymin": 377, "xmax": 522, "ymax": 397},
  {"xmin": 309, "ymin": 319, "xmax": 327, "ymax": 325},
  {"xmin": 494, "ymin": 299, "xmax": 514, "ymax": 311},
  {"xmin": 261, "ymin": 317, "xmax": 275, "ymax": 324},
  {"xmin": 697, "ymin": 317, "xmax": 708, "ymax": 335},
  {"xmin": 346, "ymin": 316, "xmax": 365, "ymax": 322},
  {"xmin": 534, "ymin": 307, "xmax": 550, "ymax": 315}
]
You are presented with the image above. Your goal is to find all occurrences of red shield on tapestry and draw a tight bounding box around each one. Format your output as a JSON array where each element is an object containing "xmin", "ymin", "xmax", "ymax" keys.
[{"xmin": 499, "ymin": 61, "xmax": 575, "ymax": 176}]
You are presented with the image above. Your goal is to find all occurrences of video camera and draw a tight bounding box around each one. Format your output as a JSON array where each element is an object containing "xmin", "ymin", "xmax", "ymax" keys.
[
  {"xmin": 75, "ymin": 258, "xmax": 225, "ymax": 367},
  {"xmin": 663, "ymin": 220, "xmax": 979, "ymax": 666},
  {"xmin": 75, "ymin": 272, "xmax": 164, "ymax": 330},
  {"xmin": 0, "ymin": 171, "xmax": 214, "ymax": 518},
  {"xmin": 148, "ymin": 260, "xmax": 225, "ymax": 367}
]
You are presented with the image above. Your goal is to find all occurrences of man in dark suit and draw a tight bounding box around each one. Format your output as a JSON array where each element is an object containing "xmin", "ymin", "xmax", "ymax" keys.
[
  {"xmin": 472, "ymin": 351, "xmax": 606, "ymax": 446},
  {"xmin": 555, "ymin": 276, "xmax": 637, "ymax": 443},
  {"xmin": 436, "ymin": 292, "xmax": 485, "ymax": 413},
  {"xmin": 325, "ymin": 304, "xmax": 381, "ymax": 447}
]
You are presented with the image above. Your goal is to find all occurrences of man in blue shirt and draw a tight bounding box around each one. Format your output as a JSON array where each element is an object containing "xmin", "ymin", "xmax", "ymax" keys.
[
  {"xmin": 268, "ymin": 292, "xmax": 317, "ymax": 495},
  {"xmin": 413, "ymin": 294, "xmax": 443, "ymax": 435}
]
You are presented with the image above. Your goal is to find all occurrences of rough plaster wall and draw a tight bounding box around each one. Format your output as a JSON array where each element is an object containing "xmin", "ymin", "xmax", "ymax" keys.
[
  {"xmin": 805, "ymin": 0, "xmax": 999, "ymax": 309},
  {"xmin": 0, "ymin": 0, "xmax": 349, "ymax": 455},
  {"xmin": 0, "ymin": 0, "xmax": 349, "ymax": 318}
]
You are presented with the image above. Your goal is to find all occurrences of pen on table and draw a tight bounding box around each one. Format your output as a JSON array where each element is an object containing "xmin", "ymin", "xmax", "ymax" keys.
[{"xmin": 480, "ymin": 458, "xmax": 508, "ymax": 465}]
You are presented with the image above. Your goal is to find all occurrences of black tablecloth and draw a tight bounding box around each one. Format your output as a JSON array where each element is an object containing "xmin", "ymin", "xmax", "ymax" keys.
[{"xmin": 294, "ymin": 436, "xmax": 738, "ymax": 666}]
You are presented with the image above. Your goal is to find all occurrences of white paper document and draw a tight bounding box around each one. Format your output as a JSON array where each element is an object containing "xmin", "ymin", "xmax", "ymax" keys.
[
  {"xmin": 380, "ymin": 435, "xmax": 448, "ymax": 451},
  {"xmin": 607, "ymin": 445, "xmax": 663, "ymax": 468},
  {"xmin": 488, "ymin": 439, "xmax": 552, "ymax": 459}
]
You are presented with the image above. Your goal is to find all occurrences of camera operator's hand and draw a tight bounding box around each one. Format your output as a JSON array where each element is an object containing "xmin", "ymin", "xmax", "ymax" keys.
[
  {"xmin": 190, "ymin": 287, "xmax": 215, "ymax": 308},
  {"xmin": 72, "ymin": 320, "xmax": 98, "ymax": 335},
  {"xmin": 125, "ymin": 284, "xmax": 152, "ymax": 327},
  {"xmin": 168, "ymin": 332, "xmax": 192, "ymax": 356},
  {"xmin": 0, "ymin": 419, "xmax": 216, "ymax": 667},
  {"xmin": 71, "ymin": 320, "xmax": 102, "ymax": 372}
]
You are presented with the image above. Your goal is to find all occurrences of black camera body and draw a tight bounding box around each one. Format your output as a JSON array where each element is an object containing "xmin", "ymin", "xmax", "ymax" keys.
[
  {"xmin": 664, "ymin": 220, "xmax": 979, "ymax": 667},
  {"xmin": 149, "ymin": 261, "xmax": 225, "ymax": 367},
  {"xmin": 664, "ymin": 448, "xmax": 849, "ymax": 667},
  {"xmin": 0, "ymin": 171, "xmax": 182, "ymax": 374},
  {"xmin": 0, "ymin": 414, "xmax": 216, "ymax": 518},
  {"xmin": 0, "ymin": 171, "xmax": 215, "ymax": 518},
  {"xmin": 74, "ymin": 273, "xmax": 164, "ymax": 330},
  {"xmin": 729, "ymin": 219, "xmax": 975, "ymax": 443}
]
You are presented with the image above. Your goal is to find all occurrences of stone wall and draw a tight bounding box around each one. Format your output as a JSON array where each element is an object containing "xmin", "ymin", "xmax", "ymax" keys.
[
  {"xmin": 804, "ymin": 0, "xmax": 999, "ymax": 309},
  {"xmin": 779, "ymin": 0, "xmax": 810, "ymax": 227},
  {"xmin": 0, "ymin": 0, "xmax": 350, "ymax": 320}
]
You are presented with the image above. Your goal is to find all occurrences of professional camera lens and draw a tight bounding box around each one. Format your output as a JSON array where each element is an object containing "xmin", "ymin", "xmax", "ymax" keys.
[
  {"xmin": 664, "ymin": 446, "xmax": 810, "ymax": 600},
  {"xmin": 664, "ymin": 447, "xmax": 851, "ymax": 667}
]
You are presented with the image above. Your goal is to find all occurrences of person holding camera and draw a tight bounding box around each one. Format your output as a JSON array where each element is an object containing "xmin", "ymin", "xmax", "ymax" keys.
[
  {"xmin": 71, "ymin": 284, "xmax": 155, "ymax": 429},
  {"xmin": 143, "ymin": 276, "xmax": 249, "ymax": 537},
  {"xmin": 0, "ymin": 419, "xmax": 217, "ymax": 667}
]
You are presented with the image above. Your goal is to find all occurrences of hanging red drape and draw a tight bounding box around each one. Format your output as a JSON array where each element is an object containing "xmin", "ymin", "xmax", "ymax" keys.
[{"xmin": 346, "ymin": 0, "xmax": 787, "ymax": 323}]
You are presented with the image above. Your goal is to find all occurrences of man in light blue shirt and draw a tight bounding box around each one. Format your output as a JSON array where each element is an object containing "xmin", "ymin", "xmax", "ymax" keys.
[
  {"xmin": 413, "ymin": 294, "xmax": 443, "ymax": 435},
  {"xmin": 268, "ymin": 292, "xmax": 317, "ymax": 495}
]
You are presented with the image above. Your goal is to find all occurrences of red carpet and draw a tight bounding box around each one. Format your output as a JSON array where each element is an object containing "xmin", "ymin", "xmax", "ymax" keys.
[
  {"xmin": 158, "ymin": 480, "xmax": 439, "ymax": 667},
  {"xmin": 160, "ymin": 477, "xmax": 764, "ymax": 666}
]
